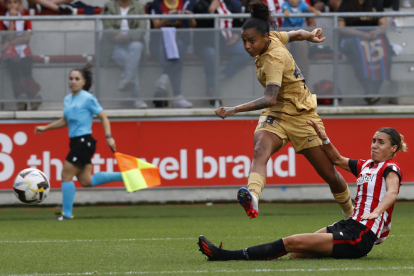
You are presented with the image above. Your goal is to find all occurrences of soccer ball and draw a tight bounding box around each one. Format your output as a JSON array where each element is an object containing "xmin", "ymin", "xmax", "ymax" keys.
[{"xmin": 13, "ymin": 168, "xmax": 50, "ymax": 204}]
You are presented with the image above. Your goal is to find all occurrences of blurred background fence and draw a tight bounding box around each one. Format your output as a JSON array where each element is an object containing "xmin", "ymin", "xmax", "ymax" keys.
[{"xmin": 1, "ymin": 12, "xmax": 414, "ymax": 110}]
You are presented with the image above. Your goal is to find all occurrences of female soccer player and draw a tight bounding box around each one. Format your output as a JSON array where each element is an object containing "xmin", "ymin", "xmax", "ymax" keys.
[
  {"xmin": 35, "ymin": 64, "xmax": 123, "ymax": 220},
  {"xmin": 199, "ymin": 125, "xmax": 406, "ymax": 260},
  {"xmin": 215, "ymin": 1, "xmax": 353, "ymax": 219}
]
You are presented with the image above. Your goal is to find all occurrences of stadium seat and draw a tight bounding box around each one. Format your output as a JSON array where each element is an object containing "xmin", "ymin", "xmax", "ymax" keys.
[
  {"xmin": 0, "ymin": 7, "xmax": 103, "ymax": 16},
  {"xmin": 31, "ymin": 55, "xmax": 94, "ymax": 64}
]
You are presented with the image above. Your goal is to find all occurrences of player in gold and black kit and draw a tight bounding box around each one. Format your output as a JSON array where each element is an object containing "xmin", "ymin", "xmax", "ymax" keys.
[{"xmin": 215, "ymin": 1, "xmax": 353, "ymax": 219}]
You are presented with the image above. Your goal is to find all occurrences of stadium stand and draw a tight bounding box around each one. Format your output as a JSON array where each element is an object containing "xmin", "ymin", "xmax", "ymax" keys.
[
  {"xmin": 1, "ymin": 0, "xmax": 414, "ymax": 110},
  {"xmin": 0, "ymin": 1, "xmax": 103, "ymax": 15}
]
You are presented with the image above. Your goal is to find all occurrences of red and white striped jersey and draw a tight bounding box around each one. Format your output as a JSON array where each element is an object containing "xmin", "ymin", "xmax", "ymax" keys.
[
  {"xmin": 261, "ymin": 0, "xmax": 312, "ymax": 28},
  {"xmin": 0, "ymin": 12, "xmax": 33, "ymax": 59},
  {"xmin": 262, "ymin": 0, "xmax": 284, "ymax": 27},
  {"xmin": 349, "ymin": 159, "xmax": 402, "ymax": 245},
  {"xmin": 216, "ymin": 0, "xmax": 233, "ymax": 44}
]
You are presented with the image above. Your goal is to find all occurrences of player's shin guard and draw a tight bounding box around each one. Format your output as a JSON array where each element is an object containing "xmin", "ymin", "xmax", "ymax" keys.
[
  {"xmin": 91, "ymin": 172, "xmax": 123, "ymax": 187},
  {"xmin": 198, "ymin": 236, "xmax": 287, "ymax": 261},
  {"xmin": 247, "ymin": 172, "xmax": 266, "ymax": 199},
  {"xmin": 228, "ymin": 239, "xmax": 287, "ymax": 260},
  {"xmin": 243, "ymin": 239, "xmax": 287, "ymax": 260},
  {"xmin": 61, "ymin": 181, "xmax": 76, "ymax": 218},
  {"xmin": 333, "ymin": 186, "xmax": 354, "ymax": 217}
]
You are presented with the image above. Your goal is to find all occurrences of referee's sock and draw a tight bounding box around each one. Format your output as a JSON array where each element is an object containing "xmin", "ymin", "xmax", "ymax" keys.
[
  {"xmin": 333, "ymin": 186, "xmax": 354, "ymax": 217},
  {"xmin": 91, "ymin": 172, "xmax": 123, "ymax": 187},
  {"xmin": 61, "ymin": 181, "xmax": 76, "ymax": 218}
]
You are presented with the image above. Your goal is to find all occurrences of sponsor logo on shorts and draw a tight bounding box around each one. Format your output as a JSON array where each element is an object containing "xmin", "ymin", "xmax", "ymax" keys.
[
  {"xmin": 258, "ymin": 116, "xmax": 274, "ymax": 128},
  {"xmin": 265, "ymin": 116, "xmax": 274, "ymax": 124},
  {"xmin": 308, "ymin": 138, "xmax": 316, "ymax": 142}
]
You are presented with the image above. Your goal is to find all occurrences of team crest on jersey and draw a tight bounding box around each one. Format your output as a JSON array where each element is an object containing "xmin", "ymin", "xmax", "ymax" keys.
[{"xmin": 356, "ymin": 174, "xmax": 375, "ymax": 185}]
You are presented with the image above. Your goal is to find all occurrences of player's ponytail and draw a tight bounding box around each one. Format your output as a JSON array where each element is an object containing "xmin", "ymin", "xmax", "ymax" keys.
[
  {"xmin": 378, "ymin": 127, "xmax": 408, "ymax": 155},
  {"xmin": 71, "ymin": 63, "xmax": 94, "ymax": 92},
  {"xmin": 242, "ymin": 1, "xmax": 276, "ymax": 36},
  {"xmin": 398, "ymin": 133, "xmax": 408, "ymax": 153}
]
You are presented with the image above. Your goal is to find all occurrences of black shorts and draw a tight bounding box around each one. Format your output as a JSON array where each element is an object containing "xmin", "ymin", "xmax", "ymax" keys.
[
  {"xmin": 66, "ymin": 134, "xmax": 97, "ymax": 168},
  {"xmin": 327, "ymin": 219, "xmax": 377, "ymax": 259}
]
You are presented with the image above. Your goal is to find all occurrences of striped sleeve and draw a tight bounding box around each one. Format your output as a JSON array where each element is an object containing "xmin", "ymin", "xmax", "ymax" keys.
[
  {"xmin": 383, "ymin": 163, "xmax": 402, "ymax": 182},
  {"xmin": 349, "ymin": 159, "xmax": 365, "ymax": 177}
]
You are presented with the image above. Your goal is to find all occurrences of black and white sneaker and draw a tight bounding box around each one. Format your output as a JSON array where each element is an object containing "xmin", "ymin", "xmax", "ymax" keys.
[
  {"xmin": 58, "ymin": 4, "xmax": 74, "ymax": 14},
  {"xmin": 56, "ymin": 215, "xmax": 73, "ymax": 220},
  {"xmin": 54, "ymin": 212, "xmax": 74, "ymax": 220}
]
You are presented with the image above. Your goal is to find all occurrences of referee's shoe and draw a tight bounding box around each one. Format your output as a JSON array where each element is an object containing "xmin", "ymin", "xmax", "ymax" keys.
[{"xmin": 54, "ymin": 212, "xmax": 74, "ymax": 220}]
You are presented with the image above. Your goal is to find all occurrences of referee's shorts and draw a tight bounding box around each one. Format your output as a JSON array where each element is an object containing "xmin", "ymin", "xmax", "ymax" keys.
[
  {"xmin": 327, "ymin": 219, "xmax": 377, "ymax": 259},
  {"xmin": 66, "ymin": 134, "xmax": 97, "ymax": 168}
]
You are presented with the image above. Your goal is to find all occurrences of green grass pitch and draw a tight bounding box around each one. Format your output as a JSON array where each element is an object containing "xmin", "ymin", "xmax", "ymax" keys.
[{"xmin": 0, "ymin": 202, "xmax": 414, "ymax": 275}]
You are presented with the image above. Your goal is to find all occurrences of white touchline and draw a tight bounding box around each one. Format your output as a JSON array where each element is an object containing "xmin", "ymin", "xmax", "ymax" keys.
[
  {"xmin": 0, "ymin": 238, "xmax": 197, "ymax": 243},
  {"xmin": 0, "ymin": 236, "xmax": 282, "ymax": 243},
  {"xmin": 0, "ymin": 234, "xmax": 409, "ymax": 244},
  {"xmin": 3, "ymin": 267, "xmax": 414, "ymax": 276}
]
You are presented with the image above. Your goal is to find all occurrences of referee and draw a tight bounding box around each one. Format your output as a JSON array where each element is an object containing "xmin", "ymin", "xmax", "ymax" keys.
[{"xmin": 35, "ymin": 64, "xmax": 123, "ymax": 220}]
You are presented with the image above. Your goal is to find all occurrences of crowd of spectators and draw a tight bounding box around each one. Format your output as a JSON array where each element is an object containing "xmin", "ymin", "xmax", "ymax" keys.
[
  {"xmin": 0, "ymin": 0, "xmax": 41, "ymax": 110},
  {"xmin": 0, "ymin": 0, "xmax": 411, "ymax": 109},
  {"xmin": 338, "ymin": 0, "xmax": 393, "ymax": 105},
  {"xmin": 0, "ymin": 0, "xmax": 76, "ymax": 14},
  {"xmin": 100, "ymin": 0, "xmax": 147, "ymax": 109},
  {"xmin": 193, "ymin": 0, "xmax": 251, "ymax": 105}
]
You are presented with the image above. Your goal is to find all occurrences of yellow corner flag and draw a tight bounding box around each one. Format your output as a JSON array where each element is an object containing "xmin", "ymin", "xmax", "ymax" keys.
[{"xmin": 114, "ymin": 152, "xmax": 161, "ymax": 192}]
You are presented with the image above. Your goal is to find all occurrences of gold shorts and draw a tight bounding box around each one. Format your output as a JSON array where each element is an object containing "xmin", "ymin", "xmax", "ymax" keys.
[{"xmin": 254, "ymin": 111, "xmax": 325, "ymax": 153}]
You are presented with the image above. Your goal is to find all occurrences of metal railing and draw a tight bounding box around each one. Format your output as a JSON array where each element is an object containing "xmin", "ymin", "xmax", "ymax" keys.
[{"xmin": 0, "ymin": 11, "xmax": 413, "ymax": 109}]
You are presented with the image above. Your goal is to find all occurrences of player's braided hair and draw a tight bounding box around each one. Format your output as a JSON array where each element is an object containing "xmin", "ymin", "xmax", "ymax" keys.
[
  {"xmin": 242, "ymin": 1, "xmax": 277, "ymax": 36},
  {"xmin": 378, "ymin": 127, "xmax": 408, "ymax": 155},
  {"xmin": 71, "ymin": 63, "xmax": 94, "ymax": 92}
]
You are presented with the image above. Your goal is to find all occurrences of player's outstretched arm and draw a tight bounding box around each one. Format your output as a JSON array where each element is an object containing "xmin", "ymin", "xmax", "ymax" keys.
[
  {"xmin": 97, "ymin": 111, "xmax": 116, "ymax": 152},
  {"xmin": 361, "ymin": 172, "xmax": 399, "ymax": 220},
  {"xmin": 215, "ymin": 85, "xmax": 279, "ymax": 119},
  {"xmin": 306, "ymin": 120, "xmax": 351, "ymax": 172},
  {"xmin": 34, "ymin": 118, "xmax": 67, "ymax": 134},
  {"xmin": 288, "ymin": 28, "xmax": 325, "ymax": 43}
]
